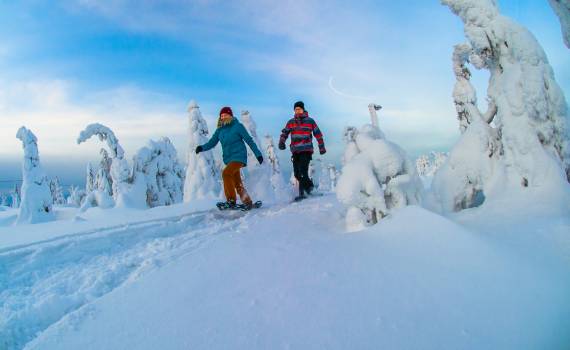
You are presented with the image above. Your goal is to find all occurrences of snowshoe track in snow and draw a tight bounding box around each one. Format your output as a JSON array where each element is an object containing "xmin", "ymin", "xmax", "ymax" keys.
[{"xmin": 0, "ymin": 206, "xmax": 267, "ymax": 350}]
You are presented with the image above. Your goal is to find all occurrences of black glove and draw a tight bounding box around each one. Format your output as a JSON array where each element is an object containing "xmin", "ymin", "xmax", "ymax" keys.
[
  {"xmin": 319, "ymin": 148, "xmax": 327, "ymax": 155},
  {"xmin": 278, "ymin": 143, "xmax": 286, "ymax": 150},
  {"xmin": 257, "ymin": 155, "xmax": 264, "ymax": 164},
  {"xmin": 195, "ymin": 146, "xmax": 203, "ymax": 154}
]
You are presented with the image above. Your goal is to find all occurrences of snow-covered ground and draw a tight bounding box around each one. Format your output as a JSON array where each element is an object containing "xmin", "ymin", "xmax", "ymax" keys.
[{"xmin": 1, "ymin": 194, "xmax": 569, "ymax": 349}]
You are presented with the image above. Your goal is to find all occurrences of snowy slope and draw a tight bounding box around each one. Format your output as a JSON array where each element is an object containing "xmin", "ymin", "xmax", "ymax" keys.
[{"xmin": 1, "ymin": 195, "xmax": 568, "ymax": 349}]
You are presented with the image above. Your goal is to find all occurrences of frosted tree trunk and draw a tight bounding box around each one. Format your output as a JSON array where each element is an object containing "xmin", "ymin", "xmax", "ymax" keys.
[
  {"xmin": 11, "ymin": 184, "xmax": 21, "ymax": 209},
  {"xmin": 368, "ymin": 103, "xmax": 382, "ymax": 128},
  {"xmin": 550, "ymin": 0, "xmax": 570, "ymax": 48},
  {"xmin": 15, "ymin": 127, "xmax": 54, "ymax": 224},
  {"xmin": 183, "ymin": 100, "xmax": 220, "ymax": 201},
  {"xmin": 86, "ymin": 162, "xmax": 96, "ymax": 194},
  {"xmin": 240, "ymin": 110, "xmax": 274, "ymax": 202}
]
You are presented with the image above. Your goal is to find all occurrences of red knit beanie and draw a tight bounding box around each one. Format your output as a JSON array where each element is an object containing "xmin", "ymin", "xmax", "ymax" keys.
[{"xmin": 219, "ymin": 106, "xmax": 233, "ymax": 117}]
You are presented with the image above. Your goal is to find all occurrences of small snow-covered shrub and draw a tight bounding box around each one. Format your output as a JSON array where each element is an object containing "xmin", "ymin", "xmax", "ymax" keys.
[
  {"xmin": 337, "ymin": 111, "xmax": 422, "ymax": 231},
  {"xmin": 265, "ymin": 135, "xmax": 289, "ymax": 202},
  {"xmin": 15, "ymin": 127, "xmax": 54, "ymax": 224},
  {"xmin": 241, "ymin": 110, "xmax": 274, "ymax": 202},
  {"xmin": 135, "ymin": 137, "xmax": 184, "ymax": 207},
  {"xmin": 78, "ymin": 123, "xmax": 146, "ymax": 209}
]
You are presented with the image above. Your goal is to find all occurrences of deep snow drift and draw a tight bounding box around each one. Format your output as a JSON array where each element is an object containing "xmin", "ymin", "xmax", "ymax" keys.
[{"xmin": 1, "ymin": 192, "xmax": 569, "ymax": 350}]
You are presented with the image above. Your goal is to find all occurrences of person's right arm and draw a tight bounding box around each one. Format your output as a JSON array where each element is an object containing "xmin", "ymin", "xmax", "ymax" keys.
[{"xmin": 279, "ymin": 120, "xmax": 292, "ymax": 150}]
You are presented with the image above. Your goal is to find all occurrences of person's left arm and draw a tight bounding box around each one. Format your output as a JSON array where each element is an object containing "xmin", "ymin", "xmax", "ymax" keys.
[
  {"xmin": 238, "ymin": 123, "xmax": 263, "ymax": 159},
  {"xmin": 312, "ymin": 119, "xmax": 326, "ymax": 154}
]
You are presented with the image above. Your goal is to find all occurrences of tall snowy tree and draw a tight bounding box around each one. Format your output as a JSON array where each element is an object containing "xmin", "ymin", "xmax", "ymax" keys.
[
  {"xmin": 549, "ymin": 0, "xmax": 570, "ymax": 48},
  {"xmin": 49, "ymin": 177, "xmax": 66, "ymax": 205},
  {"xmin": 86, "ymin": 162, "xmax": 96, "ymax": 194},
  {"xmin": 11, "ymin": 184, "xmax": 21, "ymax": 209},
  {"xmin": 337, "ymin": 106, "xmax": 422, "ymax": 231},
  {"xmin": 78, "ymin": 123, "xmax": 146, "ymax": 209},
  {"xmin": 433, "ymin": 0, "xmax": 570, "ymax": 212},
  {"xmin": 15, "ymin": 127, "xmax": 54, "ymax": 224},
  {"xmin": 240, "ymin": 110, "xmax": 274, "ymax": 202},
  {"xmin": 318, "ymin": 160, "xmax": 332, "ymax": 192},
  {"xmin": 183, "ymin": 100, "xmax": 220, "ymax": 201},
  {"xmin": 329, "ymin": 164, "xmax": 338, "ymax": 191},
  {"xmin": 135, "ymin": 137, "xmax": 185, "ymax": 207},
  {"xmin": 67, "ymin": 185, "xmax": 86, "ymax": 207}
]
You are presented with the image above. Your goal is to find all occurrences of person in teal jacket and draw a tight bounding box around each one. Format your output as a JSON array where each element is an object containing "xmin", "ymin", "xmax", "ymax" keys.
[{"xmin": 195, "ymin": 106, "xmax": 263, "ymax": 209}]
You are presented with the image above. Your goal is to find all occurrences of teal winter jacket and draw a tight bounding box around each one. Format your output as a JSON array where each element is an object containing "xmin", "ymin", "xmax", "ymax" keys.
[{"xmin": 201, "ymin": 118, "xmax": 262, "ymax": 165}]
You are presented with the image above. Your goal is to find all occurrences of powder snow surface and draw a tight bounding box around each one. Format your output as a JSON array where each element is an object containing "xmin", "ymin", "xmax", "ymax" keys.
[{"xmin": 1, "ymin": 195, "xmax": 569, "ymax": 350}]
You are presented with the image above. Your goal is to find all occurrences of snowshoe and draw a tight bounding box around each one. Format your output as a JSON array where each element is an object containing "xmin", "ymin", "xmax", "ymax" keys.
[
  {"xmin": 216, "ymin": 201, "xmax": 238, "ymax": 211},
  {"xmin": 238, "ymin": 200, "xmax": 263, "ymax": 211},
  {"xmin": 294, "ymin": 195, "xmax": 307, "ymax": 202}
]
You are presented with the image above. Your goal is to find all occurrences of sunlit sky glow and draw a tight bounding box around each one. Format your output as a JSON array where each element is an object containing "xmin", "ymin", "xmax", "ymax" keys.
[{"xmin": 0, "ymin": 0, "xmax": 568, "ymax": 187}]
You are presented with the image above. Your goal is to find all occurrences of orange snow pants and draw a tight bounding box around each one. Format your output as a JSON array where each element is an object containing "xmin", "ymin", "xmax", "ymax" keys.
[{"xmin": 222, "ymin": 162, "xmax": 252, "ymax": 205}]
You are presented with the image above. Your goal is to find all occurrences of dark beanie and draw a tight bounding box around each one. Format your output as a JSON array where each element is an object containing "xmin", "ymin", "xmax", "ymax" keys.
[
  {"xmin": 294, "ymin": 101, "xmax": 305, "ymax": 111},
  {"xmin": 219, "ymin": 106, "xmax": 233, "ymax": 116}
]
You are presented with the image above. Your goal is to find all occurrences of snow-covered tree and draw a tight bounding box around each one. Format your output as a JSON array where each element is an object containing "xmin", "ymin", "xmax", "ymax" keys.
[
  {"xmin": 135, "ymin": 137, "xmax": 185, "ymax": 207},
  {"xmin": 265, "ymin": 135, "xmax": 289, "ymax": 201},
  {"xmin": 318, "ymin": 160, "xmax": 332, "ymax": 192},
  {"xmin": 416, "ymin": 152, "xmax": 449, "ymax": 177},
  {"xmin": 183, "ymin": 100, "xmax": 220, "ymax": 201},
  {"xmin": 550, "ymin": 0, "xmax": 570, "ymax": 48},
  {"xmin": 240, "ymin": 110, "xmax": 274, "ymax": 202},
  {"xmin": 15, "ymin": 127, "xmax": 54, "ymax": 224},
  {"xmin": 67, "ymin": 185, "xmax": 86, "ymax": 207},
  {"xmin": 416, "ymin": 155, "xmax": 431, "ymax": 176},
  {"xmin": 78, "ymin": 123, "xmax": 146, "ymax": 209},
  {"xmin": 86, "ymin": 162, "xmax": 96, "ymax": 194},
  {"xmin": 49, "ymin": 177, "xmax": 66, "ymax": 205},
  {"xmin": 336, "ymin": 108, "xmax": 422, "ymax": 232},
  {"xmin": 342, "ymin": 126, "xmax": 360, "ymax": 165},
  {"xmin": 0, "ymin": 193, "xmax": 8, "ymax": 207},
  {"xmin": 11, "ymin": 184, "xmax": 21, "ymax": 209},
  {"xmin": 433, "ymin": 0, "xmax": 570, "ymax": 213},
  {"xmin": 329, "ymin": 164, "xmax": 338, "ymax": 191},
  {"xmin": 368, "ymin": 103, "xmax": 382, "ymax": 128}
]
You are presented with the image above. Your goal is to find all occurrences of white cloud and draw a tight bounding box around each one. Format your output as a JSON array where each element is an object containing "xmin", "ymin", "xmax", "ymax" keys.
[{"xmin": 0, "ymin": 79, "xmax": 190, "ymax": 161}]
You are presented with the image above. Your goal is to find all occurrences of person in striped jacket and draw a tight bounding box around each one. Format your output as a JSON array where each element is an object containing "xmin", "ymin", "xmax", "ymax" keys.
[{"xmin": 279, "ymin": 101, "xmax": 326, "ymax": 201}]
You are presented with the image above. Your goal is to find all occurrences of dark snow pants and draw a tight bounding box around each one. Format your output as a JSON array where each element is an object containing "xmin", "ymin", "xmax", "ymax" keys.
[{"xmin": 292, "ymin": 152, "xmax": 314, "ymax": 196}]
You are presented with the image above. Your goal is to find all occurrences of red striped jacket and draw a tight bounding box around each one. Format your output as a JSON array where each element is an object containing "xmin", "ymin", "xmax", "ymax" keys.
[{"xmin": 279, "ymin": 112, "xmax": 326, "ymax": 154}]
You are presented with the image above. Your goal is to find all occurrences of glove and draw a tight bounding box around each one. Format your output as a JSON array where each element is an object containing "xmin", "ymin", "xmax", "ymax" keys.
[
  {"xmin": 319, "ymin": 148, "xmax": 327, "ymax": 155},
  {"xmin": 195, "ymin": 146, "xmax": 203, "ymax": 154},
  {"xmin": 278, "ymin": 143, "xmax": 286, "ymax": 150},
  {"xmin": 257, "ymin": 155, "xmax": 264, "ymax": 164}
]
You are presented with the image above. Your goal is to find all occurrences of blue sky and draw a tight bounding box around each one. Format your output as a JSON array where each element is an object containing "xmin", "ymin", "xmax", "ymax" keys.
[{"xmin": 0, "ymin": 0, "xmax": 568, "ymax": 189}]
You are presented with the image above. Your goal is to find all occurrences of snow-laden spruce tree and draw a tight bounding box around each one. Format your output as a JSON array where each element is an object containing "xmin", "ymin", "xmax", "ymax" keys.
[
  {"xmin": 433, "ymin": 0, "xmax": 570, "ymax": 213},
  {"xmin": 49, "ymin": 177, "xmax": 66, "ymax": 205},
  {"xmin": 329, "ymin": 164, "xmax": 338, "ymax": 191},
  {"xmin": 67, "ymin": 185, "xmax": 86, "ymax": 207},
  {"xmin": 86, "ymin": 162, "xmax": 96, "ymax": 194},
  {"xmin": 15, "ymin": 127, "xmax": 54, "ymax": 224},
  {"xmin": 183, "ymin": 100, "xmax": 220, "ymax": 201},
  {"xmin": 78, "ymin": 123, "xmax": 146, "ymax": 209},
  {"xmin": 11, "ymin": 184, "xmax": 21, "ymax": 209},
  {"xmin": 264, "ymin": 135, "xmax": 289, "ymax": 202},
  {"xmin": 550, "ymin": 0, "xmax": 570, "ymax": 48},
  {"xmin": 336, "ymin": 106, "xmax": 423, "ymax": 232},
  {"xmin": 240, "ymin": 110, "xmax": 274, "ymax": 202},
  {"xmin": 318, "ymin": 161, "xmax": 332, "ymax": 192},
  {"xmin": 135, "ymin": 137, "xmax": 185, "ymax": 207}
]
